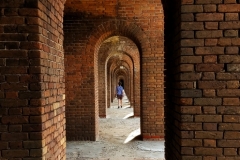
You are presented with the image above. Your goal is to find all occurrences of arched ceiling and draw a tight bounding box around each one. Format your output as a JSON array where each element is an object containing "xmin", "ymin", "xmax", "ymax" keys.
[{"xmin": 98, "ymin": 36, "xmax": 139, "ymax": 73}]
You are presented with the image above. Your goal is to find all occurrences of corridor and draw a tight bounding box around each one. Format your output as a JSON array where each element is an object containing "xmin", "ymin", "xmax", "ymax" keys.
[{"xmin": 66, "ymin": 96, "xmax": 165, "ymax": 160}]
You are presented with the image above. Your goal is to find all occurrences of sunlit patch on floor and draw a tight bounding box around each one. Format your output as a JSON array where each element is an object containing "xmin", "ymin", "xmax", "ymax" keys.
[{"xmin": 124, "ymin": 128, "xmax": 140, "ymax": 144}]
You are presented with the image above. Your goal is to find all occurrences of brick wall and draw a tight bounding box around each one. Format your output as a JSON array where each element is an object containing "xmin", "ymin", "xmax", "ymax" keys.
[
  {"xmin": 0, "ymin": 0, "xmax": 66, "ymax": 159},
  {"xmin": 166, "ymin": 0, "xmax": 240, "ymax": 159},
  {"xmin": 64, "ymin": 0, "xmax": 164, "ymax": 140}
]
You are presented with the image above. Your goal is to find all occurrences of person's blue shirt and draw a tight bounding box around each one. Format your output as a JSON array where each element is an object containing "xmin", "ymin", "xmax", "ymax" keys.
[{"xmin": 116, "ymin": 86, "xmax": 123, "ymax": 95}]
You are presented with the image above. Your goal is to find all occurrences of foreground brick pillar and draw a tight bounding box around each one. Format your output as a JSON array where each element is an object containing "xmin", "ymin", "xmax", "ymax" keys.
[
  {"xmin": 0, "ymin": 0, "xmax": 66, "ymax": 159},
  {"xmin": 166, "ymin": 0, "xmax": 240, "ymax": 159}
]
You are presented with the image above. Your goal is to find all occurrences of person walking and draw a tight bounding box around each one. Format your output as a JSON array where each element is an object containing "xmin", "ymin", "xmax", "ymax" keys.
[{"xmin": 115, "ymin": 81, "xmax": 124, "ymax": 108}]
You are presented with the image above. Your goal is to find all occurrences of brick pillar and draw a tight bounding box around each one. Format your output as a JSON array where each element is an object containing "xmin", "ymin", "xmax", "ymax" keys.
[
  {"xmin": 166, "ymin": 0, "xmax": 240, "ymax": 159},
  {"xmin": 0, "ymin": 0, "xmax": 66, "ymax": 159},
  {"xmin": 64, "ymin": 17, "xmax": 98, "ymax": 141}
]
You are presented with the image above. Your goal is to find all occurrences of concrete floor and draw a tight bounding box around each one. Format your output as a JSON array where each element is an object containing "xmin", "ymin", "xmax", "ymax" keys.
[{"xmin": 66, "ymin": 96, "xmax": 165, "ymax": 160}]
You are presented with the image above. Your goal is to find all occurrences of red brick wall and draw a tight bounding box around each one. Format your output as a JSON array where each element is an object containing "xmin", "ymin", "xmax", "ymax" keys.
[
  {"xmin": 0, "ymin": 0, "xmax": 66, "ymax": 159},
  {"xmin": 64, "ymin": 0, "xmax": 164, "ymax": 140},
  {"xmin": 166, "ymin": 0, "xmax": 240, "ymax": 159}
]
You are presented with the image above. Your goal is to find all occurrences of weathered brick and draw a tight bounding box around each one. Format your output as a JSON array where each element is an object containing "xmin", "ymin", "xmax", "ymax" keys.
[
  {"xmin": 181, "ymin": 139, "xmax": 202, "ymax": 146},
  {"xmin": 220, "ymin": 21, "xmax": 240, "ymax": 29},
  {"xmin": 226, "ymin": 81, "xmax": 239, "ymax": 89},
  {"xmin": 205, "ymin": 22, "xmax": 218, "ymax": 29},
  {"xmin": 224, "ymin": 131, "xmax": 240, "ymax": 139},
  {"xmin": 1, "ymin": 133, "xmax": 28, "ymax": 141},
  {"xmin": 181, "ymin": 22, "xmax": 204, "ymax": 30},
  {"xmin": 225, "ymin": 13, "xmax": 239, "ymax": 21},
  {"xmin": 217, "ymin": 106, "xmax": 240, "ymax": 115},
  {"xmin": 181, "ymin": 147, "xmax": 193, "ymax": 155},
  {"xmin": 178, "ymin": 98, "xmax": 193, "ymax": 105},
  {"xmin": 202, "ymin": 88, "xmax": 216, "ymax": 97},
  {"xmin": 223, "ymin": 98, "xmax": 239, "ymax": 106},
  {"xmin": 219, "ymin": 123, "xmax": 240, "ymax": 130},
  {"xmin": 218, "ymin": 4, "xmax": 240, "ymax": 12},
  {"xmin": 195, "ymin": 148, "xmax": 222, "ymax": 156},
  {"xmin": 180, "ymin": 73, "xmax": 202, "ymax": 80},
  {"xmin": 196, "ymin": 131, "xmax": 222, "ymax": 139},
  {"xmin": 227, "ymin": 64, "xmax": 240, "ymax": 72},
  {"xmin": 180, "ymin": 64, "xmax": 194, "ymax": 71},
  {"xmin": 2, "ymin": 150, "xmax": 29, "ymax": 158},
  {"xmin": 196, "ymin": 13, "xmax": 224, "ymax": 21},
  {"xmin": 219, "ymin": 55, "xmax": 240, "ymax": 63},
  {"xmin": 195, "ymin": 115, "xmax": 222, "ymax": 123},
  {"xmin": 196, "ymin": 64, "xmax": 224, "ymax": 72},
  {"xmin": 198, "ymin": 81, "xmax": 226, "ymax": 89},
  {"xmin": 218, "ymin": 140, "xmax": 240, "ymax": 147},
  {"xmin": 181, "ymin": 131, "xmax": 194, "ymax": 138},
  {"xmin": 182, "ymin": 0, "xmax": 194, "ymax": 4},
  {"xmin": 180, "ymin": 56, "xmax": 202, "ymax": 63},
  {"xmin": 224, "ymin": 115, "xmax": 240, "ymax": 124},
  {"xmin": 181, "ymin": 39, "xmax": 204, "ymax": 46},
  {"xmin": 204, "ymin": 139, "xmax": 216, "ymax": 147},
  {"xmin": 181, "ymin": 48, "xmax": 194, "ymax": 55},
  {"xmin": 202, "ymin": 106, "xmax": 216, "ymax": 114},
  {"xmin": 9, "ymin": 125, "xmax": 22, "ymax": 132},
  {"xmin": 181, "ymin": 123, "xmax": 202, "ymax": 130},
  {"xmin": 181, "ymin": 31, "xmax": 194, "ymax": 38},
  {"xmin": 203, "ymin": 55, "xmax": 217, "ymax": 63},
  {"xmin": 203, "ymin": 5, "xmax": 216, "ymax": 12},
  {"xmin": 180, "ymin": 90, "xmax": 202, "ymax": 97},
  {"xmin": 217, "ymin": 89, "xmax": 240, "ymax": 97},
  {"xmin": 180, "ymin": 106, "xmax": 202, "ymax": 114},
  {"xmin": 177, "ymin": 82, "xmax": 194, "ymax": 89},
  {"xmin": 195, "ymin": 47, "xmax": 224, "ymax": 55},
  {"xmin": 224, "ymin": 30, "xmax": 238, "ymax": 37},
  {"xmin": 194, "ymin": 98, "xmax": 222, "ymax": 105},
  {"xmin": 216, "ymin": 73, "xmax": 240, "ymax": 80},
  {"xmin": 195, "ymin": 0, "xmax": 222, "ymax": 4},
  {"xmin": 181, "ymin": 115, "xmax": 194, "ymax": 122},
  {"xmin": 181, "ymin": 5, "xmax": 203, "ymax": 13},
  {"xmin": 1, "ymin": 116, "xmax": 28, "ymax": 124},
  {"xmin": 205, "ymin": 39, "xmax": 218, "ymax": 46},
  {"xmin": 23, "ymin": 141, "xmax": 43, "ymax": 148},
  {"xmin": 9, "ymin": 141, "xmax": 22, "ymax": 149},
  {"xmin": 203, "ymin": 123, "xmax": 217, "ymax": 131},
  {"xmin": 224, "ymin": 148, "xmax": 237, "ymax": 156},
  {"xmin": 196, "ymin": 30, "xmax": 222, "ymax": 38},
  {"xmin": 202, "ymin": 72, "xmax": 215, "ymax": 80},
  {"xmin": 181, "ymin": 13, "xmax": 194, "ymax": 22},
  {"xmin": 226, "ymin": 47, "xmax": 239, "ymax": 54}
]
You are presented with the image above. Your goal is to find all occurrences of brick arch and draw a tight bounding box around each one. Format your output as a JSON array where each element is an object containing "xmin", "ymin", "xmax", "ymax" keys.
[
  {"xmin": 109, "ymin": 57, "xmax": 132, "ymax": 107},
  {"xmin": 85, "ymin": 20, "xmax": 147, "ymax": 120},
  {"xmin": 98, "ymin": 40, "xmax": 140, "ymax": 117},
  {"xmin": 84, "ymin": 18, "xmax": 164, "ymax": 140}
]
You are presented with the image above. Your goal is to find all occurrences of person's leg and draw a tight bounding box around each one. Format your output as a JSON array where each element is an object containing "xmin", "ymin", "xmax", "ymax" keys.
[
  {"xmin": 120, "ymin": 97, "xmax": 122, "ymax": 108},
  {"xmin": 118, "ymin": 99, "xmax": 120, "ymax": 108},
  {"xmin": 117, "ymin": 96, "xmax": 120, "ymax": 108}
]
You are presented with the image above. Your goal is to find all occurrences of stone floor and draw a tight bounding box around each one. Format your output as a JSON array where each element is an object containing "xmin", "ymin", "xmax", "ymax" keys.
[{"xmin": 66, "ymin": 96, "xmax": 165, "ymax": 160}]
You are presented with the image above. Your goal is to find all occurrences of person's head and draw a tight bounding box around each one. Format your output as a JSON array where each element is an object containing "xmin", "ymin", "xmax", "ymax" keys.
[{"xmin": 118, "ymin": 81, "xmax": 122, "ymax": 86}]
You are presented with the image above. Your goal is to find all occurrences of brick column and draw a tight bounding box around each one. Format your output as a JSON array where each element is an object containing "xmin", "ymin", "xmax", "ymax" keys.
[
  {"xmin": 0, "ymin": 0, "xmax": 66, "ymax": 159},
  {"xmin": 166, "ymin": 0, "xmax": 240, "ymax": 159}
]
